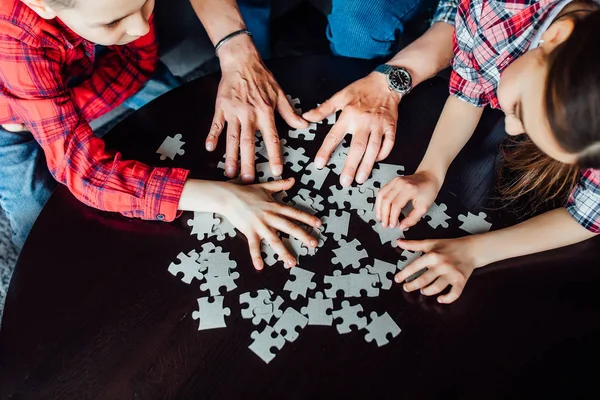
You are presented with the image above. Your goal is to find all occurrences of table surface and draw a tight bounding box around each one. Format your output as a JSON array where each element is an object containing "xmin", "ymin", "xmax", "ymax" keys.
[{"xmin": 1, "ymin": 56, "xmax": 599, "ymax": 400}]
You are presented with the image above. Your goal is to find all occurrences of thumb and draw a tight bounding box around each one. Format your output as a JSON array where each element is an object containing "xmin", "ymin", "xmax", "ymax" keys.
[
  {"xmin": 278, "ymin": 91, "xmax": 309, "ymax": 129},
  {"xmin": 399, "ymin": 207, "xmax": 426, "ymax": 231},
  {"xmin": 261, "ymin": 177, "xmax": 295, "ymax": 192},
  {"xmin": 302, "ymin": 95, "xmax": 341, "ymax": 123},
  {"xmin": 396, "ymin": 239, "xmax": 434, "ymax": 253}
]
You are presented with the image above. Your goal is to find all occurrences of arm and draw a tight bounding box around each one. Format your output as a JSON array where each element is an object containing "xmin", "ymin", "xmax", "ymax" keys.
[
  {"xmin": 375, "ymin": 95, "xmax": 483, "ymax": 229},
  {"xmin": 395, "ymin": 208, "xmax": 598, "ymax": 303},
  {"xmin": 71, "ymin": 16, "xmax": 159, "ymax": 122},
  {"xmin": 304, "ymin": 21, "xmax": 456, "ymax": 187},
  {"xmin": 188, "ymin": 0, "xmax": 307, "ymax": 183}
]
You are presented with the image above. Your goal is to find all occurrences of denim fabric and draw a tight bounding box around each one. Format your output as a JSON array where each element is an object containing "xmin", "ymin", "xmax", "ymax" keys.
[
  {"xmin": 0, "ymin": 61, "xmax": 180, "ymax": 248},
  {"xmin": 238, "ymin": 0, "xmax": 272, "ymax": 58},
  {"xmin": 0, "ymin": 128, "xmax": 56, "ymax": 249},
  {"xmin": 327, "ymin": 0, "xmax": 431, "ymax": 59}
]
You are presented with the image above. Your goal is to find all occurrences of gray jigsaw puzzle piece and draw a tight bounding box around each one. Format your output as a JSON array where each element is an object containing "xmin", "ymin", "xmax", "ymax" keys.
[
  {"xmin": 332, "ymin": 300, "xmax": 367, "ymax": 334},
  {"xmin": 273, "ymin": 307, "xmax": 308, "ymax": 343},
  {"xmin": 300, "ymin": 163, "xmax": 331, "ymax": 190},
  {"xmin": 300, "ymin": 292, "xmax": 333, "ymax": 326},
  {"xmin": 424, "ymin": 202, "xmax": 451, "ymax": 229},
  {"xmin": 156, "ymin": 133, "xmax": 185, "ymax": 161},
  {"xmin": 192, "ymin": 296, "xmax": 231, "ymax": 330},
  {"xmin": 324, "ymin": 269, "xmax": 380, "ymax": 298},
  {"xmin": 249, "ymin": 326, "xmax": 286, "ymax": 364},
  {"xmin": 288, "ymin": 122, "xmax": 317, "ymax": 141},
  {"xmin": 458, "ymin": 212, "xmax": 492, "ymax": 234},
  {"xmin": 240, "ymin": 289, "xmax": 274, "ymax": 324},
  {"xmin": 168, "ymin": 250, "xmax": 203, "ymax": 284},
  {"xmin": 200, "ymin": 271, "xmax": 240, "ymax": 296},
  {"xmin": 367, "ymin": 259, "xmax": 397, "ymax": 290},
  {"xmin": 331, "ymin": 238, "xmax": 368, "ymax": 269},
  {"xmin": 283, "ymin": 267, "xmax": 317, "ymax": 300},
  {"xmin": 364, "ymin": 312, "xmax": 401, "ymax": 347},
  {"xmin": 323, "ymin": 210, "xmax": 350, "ymax": 241}
]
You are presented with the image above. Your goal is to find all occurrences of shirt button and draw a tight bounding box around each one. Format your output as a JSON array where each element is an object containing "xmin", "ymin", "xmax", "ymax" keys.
[{"xmin": 156, "ymin": 214, "xmax": 165, "ymax": 220}]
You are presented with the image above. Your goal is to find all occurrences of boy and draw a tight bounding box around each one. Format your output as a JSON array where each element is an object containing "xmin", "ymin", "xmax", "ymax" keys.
[{"xmin": 0, "ymin": 0, "xmax": 321, "ymax": 268}]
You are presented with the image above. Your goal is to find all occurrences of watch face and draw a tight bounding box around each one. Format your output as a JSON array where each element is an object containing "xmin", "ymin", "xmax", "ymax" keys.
[{"xmin": 388, "ymin": 68, "xmax": 412, "ymax": 93}]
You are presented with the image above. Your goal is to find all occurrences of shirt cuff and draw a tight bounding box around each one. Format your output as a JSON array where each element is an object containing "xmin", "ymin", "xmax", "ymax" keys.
[
  {"xmin": 143, "ymin": 167, "xmax": 190, "ymax": 222},
  {"xmin": 565, "ymin": 170, "xmax": 600, "ymax": 233},
  {"xmin": 449, "ymin": 70, "xmax": 488, "ymax": 108},
  {"xmin": 432, "ymin": 0, "xmax": 458, "ymax": 25}
]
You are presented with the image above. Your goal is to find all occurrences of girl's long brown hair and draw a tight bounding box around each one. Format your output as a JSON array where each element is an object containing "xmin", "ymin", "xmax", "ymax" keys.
[{"xmin": 498, "ymin": 5, "xmax": 600, "ymax": 213}]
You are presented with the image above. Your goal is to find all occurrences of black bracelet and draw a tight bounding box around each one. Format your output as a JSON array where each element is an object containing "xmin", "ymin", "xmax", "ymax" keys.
[{"xmin": 215, "ymin": 29, "xmax": 252, "ymax": 55}]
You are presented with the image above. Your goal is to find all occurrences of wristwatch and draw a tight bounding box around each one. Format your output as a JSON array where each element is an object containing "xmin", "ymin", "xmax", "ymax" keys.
[{"xmin": 374, "ymin": 64, "xmax": 413, "ymax": 95}]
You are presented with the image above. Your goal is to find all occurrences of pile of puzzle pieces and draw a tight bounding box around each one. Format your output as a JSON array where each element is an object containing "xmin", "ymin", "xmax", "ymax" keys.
[{"xmin": 165, "ymin": 96, "xmax": 494, "ymax": 364}]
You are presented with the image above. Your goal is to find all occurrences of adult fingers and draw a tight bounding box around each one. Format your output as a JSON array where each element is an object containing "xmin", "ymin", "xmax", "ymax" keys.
[
  {"xmin": 239, "ymin": 120, "xmax": 257, "ymax": 183},
  {"xmin": 278, "ymin": 90, "xmax": 308, "ymax": 129},
  {"xmin": 340, "ymin": 128, "xmax": 370, "ymax": 187},
  {"xmin": 302, "ymin": 92, "xmax": 343, "ymax": 123},
  {"xmin": 267, "ymin": 214, "xmax": 317, "ymax": 249},
  {"xmin": 274, "ymin": 203, "xmax": 322, "ymax": 229},
  {"xmin": 376, "ymin": 123, "xmax": 397, "ymax": 162},
  {"xmin": 421, "ymin": 277, "xmax": 451, "ymax": 297},
  {"xmin": 258, "ymin": 112, "xmax": 284, "ymax": 177},
  {"xmin": 403, "ymin": 269, "xmax": 440, "ymax": 292},
  {"xmin": 395, "ymin": 252, "xmax": 440, "ymax": 283},
  {"xmin": 355, "ymin": 129, "xmax": 383, "ymax": 184},
  {"xmin": 205, "ymin": 107, "xmax": 225, "ymax": 152},
  {"xmin": 246, "ymin": 234, "xmax": 264, "ymax": 270},
  {"xmin": 224, "ymin": 118, "xmax": 241, "ymax": 178},
  {"xmin": 314, "ymin": 119, "xmax": 347, "ymax": 169},
  {"xmin": 438, "ymin": 283, "xmax": 465, "ymax": 304}
]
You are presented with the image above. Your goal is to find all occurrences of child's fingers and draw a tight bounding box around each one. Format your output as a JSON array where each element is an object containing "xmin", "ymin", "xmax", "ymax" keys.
[
  {"xmin": 399, "ymin": 206, "xmax": 427, "ymax": 231},
  {"xmin": 403, "ymin": 269, "xmax": 438, "ymax": 292},
  {"xmin": 260, "ymin": 177, "xmax": 295, "ymax": 192},
  {"xmin": 206, "ymin": 108, "xmax": 225, "ymax": 151},
  {"xmin": 261, "ymin": 227, "xmax": 296, "ymax": 268},
  {"xmin": 438, "ymin": 283, "xmax": 464, "ymax": 304},
  {"xmin": 395, "ymin": 252, "xmax": 437, "ymax": 283},
  {"xmin": 274, "ymin": 204, "xmax": 322, "ymax": 229},
  {"xmin": 396, "ymin": 239, "xmax": 435, "ymax": 253},
  {"xmin": 383, "ymin": 190, "xmax": 411, "ymax": 228},
  {"xmin": 420, "ymin": 277, "xmax": 450, "ymax": 296},
  {"xmin": 246, "ymin": 234, "xmax": 264, "ymax": 271},
  {"xmin": 268, "ymin": 215, "xmax": 317, "ymax": 249}
]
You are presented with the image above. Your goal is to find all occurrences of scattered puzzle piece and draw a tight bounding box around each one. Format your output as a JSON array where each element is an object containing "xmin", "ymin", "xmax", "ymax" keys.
[
  {"xmin": 192, "ymin": 296, "xmax": 231, "ymax": 330},
  {"xmin": 332, "ymin": 300, "xmax": 367, "ymax": 334},
  {"xmin": 283, "ymin": 146, "xmax": 310, "ymax": 172},
  {"xmin": 286, "ymin": 95, "xmax": 302, "ymax": 115},
  {"xmin": 187, "ymin": 212, "xmax": 220, "ymax": 241},
  {"xmin": 300, "ymin": 292, "xmax": 334, "ymax": 326},
  {"xmin": 201, "ymin": 247, "xmax": 237, "ymax": 277},
  {"xmin": 316, "ymin": 104, "xmax": 337, "ymax": 125},
  {"xmin": 249, "ymin": 326, "xmax": 286, "ymax": 364},
  {"xmin": 424, "ymin": 202, "xmax": 451, "ymax": 229},
  {"xmin": 273, "ymin": 307, "xmax": 308, "ymax": 343},
  {"xmin": 300, "ymin": 163, "xmax": 331, "ymax": 190},
  {"xmin": 323, "ymin": 210, "xmax": 350, "ymax": 241},
  {"xmin": 331, "ymin": 238, "xmax": 368, "ymax": 269},
  {"xmin": 200, "ymin": 271, "xmax": 240, "ymax": 296},
  {"xmin": 324, "ymin": 269, "xmax": 379, "ymax": 298},
  {"xmin": 367, "ymin": 259, "xmax": 397, "ymax": 290},
  {"xmin": 283, "ymin": 267, "xmax": 316, "ymax": 300},
  {"xmin": 364, "ymin": 312, "xmax": 401, "ymax": 347},
  {"xmin": 362, "ymin": 163, "xmax": 405, "ymax": 189},
  {"xmin": 167, "ymin": 250, "xmax": 203, "ymax": 284},
  {"xmin": 370, "ymin": 222, "xmax": 405, "ymax": 248},
  {"xmin": 256, "ymin": 162, "xmax": 282, "ymax": 183},
  {"xmin": 457, "ymin": 212, "xmax": 492, "ymax": 234},
  {"xmin": 288, "ymin": 123, "xmax": 317, "ymax": 141},
  {"xmin": 156, "ymin": 134, "xmax": 185, "ymax": 161}
]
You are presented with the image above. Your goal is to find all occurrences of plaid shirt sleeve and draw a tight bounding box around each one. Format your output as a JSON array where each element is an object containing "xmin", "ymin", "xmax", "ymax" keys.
[
  {"xmin": 432, "ymin": 0, "xmax": 458, "ymax": 25},
  {"xmin": 566, "ymin": 169, "xmax": 600, "ymax": 233},
  {"xmin": 71, "ymin": 17, "xmax": 158, "ymax": 122},
  {"xmin": 0, "ymin": 33, "xmax": 189, "ymax": 222}
]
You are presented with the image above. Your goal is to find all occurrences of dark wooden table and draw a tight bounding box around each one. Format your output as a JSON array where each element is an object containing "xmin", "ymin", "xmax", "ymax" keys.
[{"xmin": 1, "ymin": 56, "xmax": 599, "ymax": 400}]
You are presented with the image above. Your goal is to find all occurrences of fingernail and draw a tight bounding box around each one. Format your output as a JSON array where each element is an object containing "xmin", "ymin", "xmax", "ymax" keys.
[
  {"xmin": 356, "ymin": 173, "xmax": 367, "ymax": 183},
  {"xmin": 391, "ymin": 221, "xmax": 397, "ymax": 228},
  {"xmin": 226, "ymin": 167, "xmax": 236, "ymax": 176},
  {"xmin": 315, "ymin": 219, "xmax": 322, "ymax": 227},
  {"xmin": 403, "ymin": 227, "xmax": 409, "ymax": 232},
  {"xmin": 403, "ymin": 284, "xmax": 409, "ymax": 291},
  {"xmin": 311, "ymin": 240, "xmax": 317, "ymax": 247},
  {"xmin": 205, "ymin": 142, "xmax": 214, "ymax": 151},
  {"xmin": 381, "ymin": 222, "xmax": 387, "ymax": 228},
  {"xmin": 315, "ymin": 158, "xmax": 325, "ymax": 169},
  {"xmin": 394, "ymin": 275, "xmax": 401, "ymax": 283},
  {"xmin": 288, "ymin": 259, "xmax": 295, "ymax": 266},
  {"xmin": 340, "ymin": 175, "xmax": 352, "ymax": 187},
  {"xmin": 272, "ymin": 166, "xmax": 283, "ymax": 176},
  {"xmin": 376, "ymin": 214, "xmax": 381, "ymax": 220},
  {"xmin": 241, "ymin": 174, "xmax": 253, "ymax": 182}
]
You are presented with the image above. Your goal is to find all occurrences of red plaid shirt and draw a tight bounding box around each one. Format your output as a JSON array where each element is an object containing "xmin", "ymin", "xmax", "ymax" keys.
[{"xmin": 0, "ymin": 0, "xmax": 189, "ymax": 222}]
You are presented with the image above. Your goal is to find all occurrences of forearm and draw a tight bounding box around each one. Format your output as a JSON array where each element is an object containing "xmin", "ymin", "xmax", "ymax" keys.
[
  {"xmin": 417, "ymin": 95, "xmax": 483, "ymax": 180},
  {"xmin": 387, "ymin": 22, "xmax": 455, "ymax": 88},
  {"xmin": 178, "ymin": 179, "xmax": 229, "ymax": 213},
  {"xmin": 474, "ymin": 208, "xmax": 598, "ymax": 267}
]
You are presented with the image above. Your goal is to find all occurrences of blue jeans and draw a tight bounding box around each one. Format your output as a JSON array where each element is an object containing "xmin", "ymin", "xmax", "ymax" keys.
[
  {"xmin": 0, "ymin": 62, "xmax": 179, "ymax": 249},
  {"xmin": 238, "ymin": 0, "xmax": 429, "ymax": 60}
]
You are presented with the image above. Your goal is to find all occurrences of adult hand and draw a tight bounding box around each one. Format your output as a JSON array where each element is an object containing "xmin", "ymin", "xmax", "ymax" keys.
[
  {"xmin": 303, "ymin": 72, "xmax": 401, "ymax": 187},
  {"xmin": 205, "ymin": 47, "xmax": 308, "ymax": 183},
  {"xmin": 394, "ymin": 237, "xmax": 480, "ymax": 304},
  {"xmin": 219, "ymin": 177, "xmax": 322, "ymax": 270},
  {"xmin": 375, "ymin": 171, "xmax": 443, "ymax": 230}
]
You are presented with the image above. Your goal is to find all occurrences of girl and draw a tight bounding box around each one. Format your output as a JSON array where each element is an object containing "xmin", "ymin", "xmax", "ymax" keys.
[{"xmin": 375, "ymin": 0, "xmax": 600, "ymax": 303}]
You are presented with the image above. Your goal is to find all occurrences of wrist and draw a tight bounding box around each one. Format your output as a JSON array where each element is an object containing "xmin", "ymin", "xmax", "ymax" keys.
[
  {"xmin": 414, "ymin": 166, "xmax": 446, "ymax": 189},
  {"xmin": 368, "ymin": 72, "xmax": 402, "ymax": 104},
  {"xmin": 178, "ymin": 179, "xmax": 228, "ymax": 214},
  {"xmin": 217, "ymin": 34, "xmax": 260, "ymax": 69},
  {"xmin": 467, "ymin": 233, "xmax": 499, "ymax": 268}
]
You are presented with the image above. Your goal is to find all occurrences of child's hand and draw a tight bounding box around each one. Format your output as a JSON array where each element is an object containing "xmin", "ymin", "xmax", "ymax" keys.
[
  {"xmin": 375, "ymin": 171, "xmax": 442, "ymax": 230},
  {"xmin": 219, "ymin": 177, "xmax": 322, "ymax": 271},
  {"xmin": 394, "ymin": 237, "xmax": 479, "ymax": 304}
]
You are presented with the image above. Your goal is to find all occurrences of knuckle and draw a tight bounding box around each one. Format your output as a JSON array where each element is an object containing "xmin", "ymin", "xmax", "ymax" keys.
[
  {"xmin": 352, "ymin": 140, "xmax": 367, "ymax": 153},
  {"xmin": 227, "ymin": 131, "xmax": 240, "ymax": 141},
  {"xmin": 326, "ymin": 132, "xmax": 339, "ymax": 144}
]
